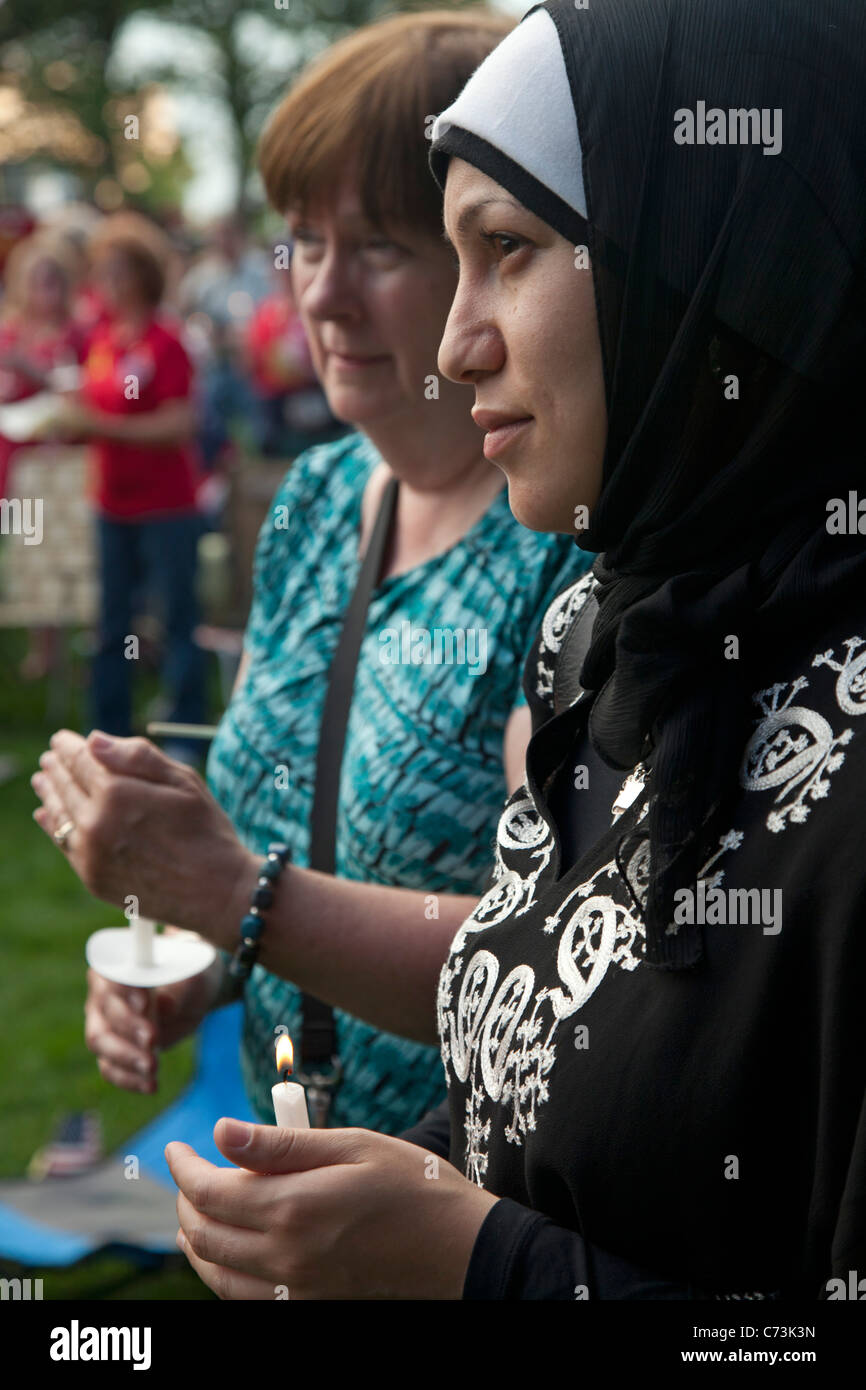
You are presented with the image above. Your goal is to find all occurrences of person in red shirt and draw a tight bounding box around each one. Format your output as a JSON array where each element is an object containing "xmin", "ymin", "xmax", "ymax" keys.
[
  {"xmin": 55, "ymin": 214, "xmax": 206, "ymax": 759},
  {"xmin": 243, "ymin": 270, "xmax": 343, "ymax": 457},
  {"xmin": 0, "ymin": 233, "xmax": 87, "ymax": 499},
  {"xmin": 0, "ymin": 232, "xmax": 89, "ymax": 678}
]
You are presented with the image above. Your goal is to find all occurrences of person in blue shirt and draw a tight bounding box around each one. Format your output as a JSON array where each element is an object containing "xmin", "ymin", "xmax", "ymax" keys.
[
  {"xmin": 206, "ymin": 427, "xmax": 586, "ymax": 1131},
  {"xmin": 54, "ymin": 10, "xmax": 592, "ymax": 1139}
]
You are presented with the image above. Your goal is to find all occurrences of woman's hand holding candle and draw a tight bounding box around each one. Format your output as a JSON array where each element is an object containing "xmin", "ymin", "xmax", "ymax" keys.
[
  {"xmin": 84, "ymin": 950, "xmax": 224, "ymax": 1093},
  {"xmin": 31, "ymin": 728, "xmax": 257, "ymax": 946},
  {"xmin": 167, "ymin": 1120, "xmax": 499, "ymax": 1300}
]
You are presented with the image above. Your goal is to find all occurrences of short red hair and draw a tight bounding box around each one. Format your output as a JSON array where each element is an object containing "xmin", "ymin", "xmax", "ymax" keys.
[
  {"xmin": 88, "ymin": 212, "xmax": 175, "ymax": 307},
  {"xmin": 258, "ymin": 8, "xmax": 513, "ymax": 237}
]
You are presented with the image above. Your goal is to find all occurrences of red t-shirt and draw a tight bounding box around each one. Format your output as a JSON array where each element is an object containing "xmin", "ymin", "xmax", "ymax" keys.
[
  {"xmin": 82, "ymin": 317, "xmax": 200, "ymax": 519},
  {"xmin": 73, "ymin": 284, "xmax": 110, "ymax": 340},
  {"xmin": 245, "ymin": 295, "xmax": 315, "ymax": 397}
]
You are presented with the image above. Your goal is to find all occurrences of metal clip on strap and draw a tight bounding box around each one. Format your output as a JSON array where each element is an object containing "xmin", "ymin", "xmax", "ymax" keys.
[{"xmin": 294, "ymin": 1057, "xmax": 344, "ymax": 1128}]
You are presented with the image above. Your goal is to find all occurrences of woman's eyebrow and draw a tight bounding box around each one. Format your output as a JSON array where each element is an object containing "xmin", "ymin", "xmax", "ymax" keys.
[{"xmin": 442, "ymin": 196, "xmax": 522, "ymax": 247}]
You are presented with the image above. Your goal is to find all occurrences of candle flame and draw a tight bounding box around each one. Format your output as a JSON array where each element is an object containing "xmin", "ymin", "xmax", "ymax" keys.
[{"xmin": 275, "ymin": 1034, "xmax": 293, "ymax": 1077}]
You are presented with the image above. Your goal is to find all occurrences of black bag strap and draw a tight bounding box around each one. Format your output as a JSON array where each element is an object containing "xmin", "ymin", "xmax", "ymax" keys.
[{"xmin": 300, "ymin": 474, "xmax": 399, "ymax": 1072}]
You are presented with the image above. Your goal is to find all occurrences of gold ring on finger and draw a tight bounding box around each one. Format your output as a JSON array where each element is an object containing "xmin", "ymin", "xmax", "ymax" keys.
[{"xmin": 53, "ymin": 819, "xmax": 75, "ymax": 850}]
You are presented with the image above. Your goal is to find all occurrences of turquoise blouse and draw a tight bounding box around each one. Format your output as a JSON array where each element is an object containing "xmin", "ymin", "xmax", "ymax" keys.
[{"xmin": 206, "ymin": 431, "xmax": 593, "ymax": 1131}]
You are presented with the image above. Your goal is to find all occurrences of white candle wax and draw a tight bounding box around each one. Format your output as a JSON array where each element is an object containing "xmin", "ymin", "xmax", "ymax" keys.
[
  {"xmin": 130, "ymin": 916, "xmax": 155, "ymax": 968},
  {"xmin": 272, "ymin": 1079, "xmax": 310, "ymax": 1129}
]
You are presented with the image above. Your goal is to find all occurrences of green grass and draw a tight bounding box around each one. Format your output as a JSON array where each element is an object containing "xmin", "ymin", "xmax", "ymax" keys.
[{"xmin": 0, "ymin": 626, "xmax": 219, "ymax": 1299}]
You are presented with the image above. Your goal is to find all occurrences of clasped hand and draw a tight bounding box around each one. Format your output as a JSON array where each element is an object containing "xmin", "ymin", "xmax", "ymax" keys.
[{"xmin": 31, "ymin": 729, "xmax": 256, "ymax": 940}]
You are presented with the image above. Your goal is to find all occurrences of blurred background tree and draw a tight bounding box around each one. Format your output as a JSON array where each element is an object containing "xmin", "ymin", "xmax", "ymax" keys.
[
  {"xmin": 0, "ymin": 0, "xmax": 433, "ymax": 219},
  {"xmin": 158, "ymin": 0, "xmax": 393, "ymax": 213},
  {"xmin": 0, "ymin": 1, "xmax": 177, "ymax": 211}
]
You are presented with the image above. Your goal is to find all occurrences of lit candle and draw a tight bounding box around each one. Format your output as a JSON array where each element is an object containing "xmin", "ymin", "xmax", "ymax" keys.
[
  {"xmin": 271, "ymin": 1035, "xmax": 310, "ymax": 1129},
  {"xmin": 130, "ymin": 915, "xmax": 155, "ymax": 969}
]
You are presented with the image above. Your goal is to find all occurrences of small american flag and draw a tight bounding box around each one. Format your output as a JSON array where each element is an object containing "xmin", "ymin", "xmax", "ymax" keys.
[{"xmin": 27, "ymin": 1112, "xmax": 104, "ymax": 1180}]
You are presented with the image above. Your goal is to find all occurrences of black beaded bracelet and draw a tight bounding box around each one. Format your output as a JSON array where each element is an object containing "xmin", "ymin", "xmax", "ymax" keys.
[{"xmin": 226, "ymin": 841, "xmax": 291, "ymax": 990}]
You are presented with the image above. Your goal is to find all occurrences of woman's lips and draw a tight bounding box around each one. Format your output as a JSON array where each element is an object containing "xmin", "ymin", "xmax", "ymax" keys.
[
  {"xmin": 481, "ymin": 417, "xmax": 533, "ymax": 460},
  {"xmin": 329, "ymin": 351, "xmax": 391, "ymax": 371}
]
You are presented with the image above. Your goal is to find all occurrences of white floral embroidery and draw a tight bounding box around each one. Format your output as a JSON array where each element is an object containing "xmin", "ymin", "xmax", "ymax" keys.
[
  {"xmin": 739, "ymin": 630, "xmax": 866, "ymax": 832},
  {"xmin": 455, "ymin": 801, "xmax": 555, "ymax": 960},
  {"xmin": 442, "ymin": 623, "xmax": 866, "ymax": 1184},
  {"xmin": 439, "ymin": 814, "xmax": 742, "ymax": 1183},
  {"xmin": 535, "ymin": 571, "xmax": 596, "ymax": 705},
  {"xmin": 812, "ymin": 636, "xmax": 866, "ymax": 715}
]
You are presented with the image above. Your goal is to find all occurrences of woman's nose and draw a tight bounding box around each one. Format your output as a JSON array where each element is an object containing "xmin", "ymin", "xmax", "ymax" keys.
[
  {"xmin": 298, "ymin": 247, "xmax": 360, "ymax": 321},
  {"xmin": 438, "ymin": 290, "xmax": 503, "ymax": 385}
]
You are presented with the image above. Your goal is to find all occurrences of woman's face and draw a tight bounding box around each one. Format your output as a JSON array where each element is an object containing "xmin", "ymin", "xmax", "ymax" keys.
[
  {"xmin": 26, "ymin": 258, "xmax": 68, "ymax": 320},
  {"xmin": 93, "ymin": 249, "xmax": 145, "ymax": 315},
  {"xmin": 286, "ymin": 171, "xmax": 467, "ymax": 432},
  {"xmin": 439, "ymin": 159, "xmax": 607, "ymax": 534}
]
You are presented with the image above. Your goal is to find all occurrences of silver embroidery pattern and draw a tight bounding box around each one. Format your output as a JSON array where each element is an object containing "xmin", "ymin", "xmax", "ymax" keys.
[
  {"xmin": 812, "ymin": 636, "xmax": 866, "ymax": 715},
  {"xmin": 442, "ymin": 614, "xmax": 865, "ymax": 1184},
  {"xmin": 740, "ymin": 633, "xmax": 866, "ymax": 832},
  {"xmin": 439, "ymin": 823, "xmax": 747, "ymax": 1184},
  {"xmin": 535, "ymin": 571, "xmax": 596, "ymax": 705}
]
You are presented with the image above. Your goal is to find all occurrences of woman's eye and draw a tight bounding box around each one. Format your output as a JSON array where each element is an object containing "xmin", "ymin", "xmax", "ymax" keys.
[
  {"xmin": 481, "ymin": 231, "xmax": 526, "ymax": 262},
  {"xmin": 363, "ymin": 239, "xmax": 403, "ymax": 260},
  {"xmin": 291, "ymin": 224, "xmax": 324, "ymax": 242},
  {"xmin": 290, "ymin": 228, "xmax": 323, "ymax": 255}
]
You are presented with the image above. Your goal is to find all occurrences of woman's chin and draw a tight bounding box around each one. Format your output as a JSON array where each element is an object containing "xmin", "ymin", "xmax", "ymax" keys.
[
  {"xmin": 321, "ymin": 389, "xmax": 364, "ymax": 426},
  {"xmin": 503, "ymin": 479, "xmax": 577, "ymax": 536},
  {"xmin": 323, "ymin": 385, "xmax": 398, "ymax": 430}
]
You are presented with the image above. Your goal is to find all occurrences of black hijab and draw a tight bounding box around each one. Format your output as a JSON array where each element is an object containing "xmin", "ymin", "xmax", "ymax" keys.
[{"xmin": 432, "ymin": 0, "xmax": 866, "ymax": 969}]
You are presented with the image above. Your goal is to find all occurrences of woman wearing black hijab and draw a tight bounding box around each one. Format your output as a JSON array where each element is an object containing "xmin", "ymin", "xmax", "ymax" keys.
[
  {"xmin": 428, "ymin": 0, "xmax": 866, "ymax": 1298},
  {"xmin": 162, "ymin": 0, "xmax": 865, "ymax": 1301}
]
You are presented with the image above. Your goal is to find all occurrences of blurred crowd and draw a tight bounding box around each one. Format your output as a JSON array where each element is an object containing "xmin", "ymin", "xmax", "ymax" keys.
[
  {"xmin": 0, "ymin": 203, "xmax": 346, "ymax": 747},
  {"xmin": 0, "ymin": 203, "xmax": 345, "ymax": 503}
]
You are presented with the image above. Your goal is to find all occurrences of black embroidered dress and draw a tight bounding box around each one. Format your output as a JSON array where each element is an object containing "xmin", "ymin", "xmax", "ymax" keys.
[{"xmin": 439, "ymin": 572, "xmax": 866, "ymax": 1300}]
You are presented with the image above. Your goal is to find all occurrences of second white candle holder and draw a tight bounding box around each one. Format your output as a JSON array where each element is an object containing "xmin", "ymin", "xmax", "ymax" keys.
[{"xmin": 86, "ymin": 915, "xmax": 216, "ymax": 988}]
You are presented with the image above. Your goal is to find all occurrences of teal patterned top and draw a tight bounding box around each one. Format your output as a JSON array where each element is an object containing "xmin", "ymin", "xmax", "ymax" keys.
[{"xmin": 206, "ymin": 431, "xmax": 593, "ymax": 1131}]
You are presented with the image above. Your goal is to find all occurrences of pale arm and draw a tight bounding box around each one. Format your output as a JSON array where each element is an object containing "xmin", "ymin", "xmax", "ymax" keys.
[
  {"xmin": 248, "ymin": 871, "xmax": 475, "ymax": 1046},
  {"xmin": 34, "ymin": 665, "xmax": 533, "ymax": 1049},
  {"xmin": 33, "ymin": 732, "xmax": 475, "ymax": 1046},
  {"xmin": 59, "ymin": 397, "xmax": 195, "ymax": 447},
  {"xmin": 219, "ymin": 701, "xmax": 532, "ymax": 1043},
  {"xmin": 231, "ymin": 648, "xmax": 251, "ymax": 696},
  {"xmin": 503, "ymin": 704, "xmax": 532, "ymax": 795}
]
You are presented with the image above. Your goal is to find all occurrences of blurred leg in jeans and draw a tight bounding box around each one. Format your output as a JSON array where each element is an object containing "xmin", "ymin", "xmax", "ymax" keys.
[
  {"xmin": 140, "ymin": 512, "xmax": 206, "ymax": 764},
  {"xmin": 92, "ymin": 517, "xmax": 141, "ymax": 736}
]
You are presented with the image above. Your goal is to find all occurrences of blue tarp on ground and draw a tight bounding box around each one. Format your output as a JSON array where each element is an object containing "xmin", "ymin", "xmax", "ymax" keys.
[{"xmin": 0, "ymin": 1002, "xmax": 259, "ymax": 1266}]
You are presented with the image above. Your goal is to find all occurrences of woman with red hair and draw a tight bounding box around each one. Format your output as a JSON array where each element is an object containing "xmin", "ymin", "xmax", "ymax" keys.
[{"xmin": 59, "ymin": 213, "xmax": 205, "ymax": 762}]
